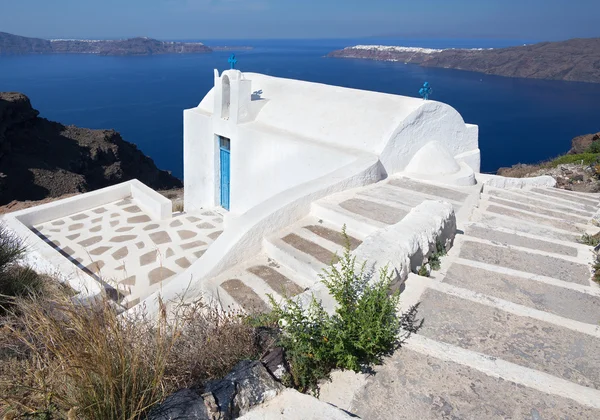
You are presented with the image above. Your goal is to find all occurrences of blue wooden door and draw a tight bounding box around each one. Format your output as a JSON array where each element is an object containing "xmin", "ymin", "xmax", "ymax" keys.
[{"xmin": 219, "ymin": 137, "xmax": 231, "ymax": 210}]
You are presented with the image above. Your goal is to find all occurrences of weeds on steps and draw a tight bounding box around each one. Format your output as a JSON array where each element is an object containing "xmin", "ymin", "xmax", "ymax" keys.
[
  {"xmin": 266, "ymin": 227, "xmax": 421, "ymax": 392},
  {"xmin": 417, "ymin": 240, "xmax": 447, "ymax": 277}
]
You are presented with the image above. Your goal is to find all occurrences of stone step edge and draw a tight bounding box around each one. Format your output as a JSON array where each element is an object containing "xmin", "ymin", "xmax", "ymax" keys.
[
  {"xmin": 452, "ymin": 257, "xmax": 600, "ymax": 296},
  {"xmin": 263, "ymin": 236, "xmax": 327, "ymax": 281},
  {"xmin": 482, "ymin": 187, "xmax": 596, "ymax": 215},
  {"xmin": 360, "ymin": 183, "xmax": 465, "ymax": 206},
  {"xmin": 513, "ymin": 187, "xmax": 599, "ymax": 210},
  {"xmin": 484, "ymin": 185, "xmax": 598, "ymax": 213},
  {"xmin": 479, "ymin": 199, "xmax": 591, "ymax": 231},
  {"xmin": 465, "ymin": 221, "xmax": 592, "ymax": 250},
  {"xmin": 481, "ymin": 193, "xmax": 593, "ymax": 223},
  {"xmin": 405, "ymin": 333, "xmax": 600, "ymax": 410},
  {"xmin": 458, "ymin": 235, "xmax": 588, "ymax": 265},
  {"xmin": 310, "ymin": 201, "xmax": 385, "ymax": 237},
  {"xmin": 271, "ymin": 220, "xmax": 349, "ymax": 257},
  {"xmin": 531, "ymin": 187, "xmax": 600, "ymax": 207},
  {"xmin": 424, "ymin": 277, "xmax": 600, "ymax": 338},
  {"xmin": 470, "ymin": 209, "xmax": 585, "ymax": 241}
]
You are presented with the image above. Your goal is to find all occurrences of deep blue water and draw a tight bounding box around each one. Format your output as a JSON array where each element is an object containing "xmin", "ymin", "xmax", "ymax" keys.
[{"xmin": 1, "ymin": 38, "xmax": 599, "ymax": 179}]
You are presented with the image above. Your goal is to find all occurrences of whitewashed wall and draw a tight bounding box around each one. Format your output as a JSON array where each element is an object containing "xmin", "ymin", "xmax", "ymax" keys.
[{"xmin": 184, "ymin": 71, "xmax": 481, "ymax": 215}]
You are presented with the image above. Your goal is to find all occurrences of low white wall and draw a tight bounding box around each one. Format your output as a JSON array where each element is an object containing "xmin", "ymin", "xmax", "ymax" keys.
[
  {"xmin": 15, "ymin": 183, "xmax": 130, "ymax": 227},
  {"xmin": 135, "ymin": 154, "xmax": 385, "ymax": 315},
  {"xmin": 2, "ymin": 179, "xmax": 171, "ymax": 299},
  {"xmin": 478, "ymin": 173, "xmax": 557, "ymax": 189},
  {"xmin": 130, "ymin": 179, "xmax": 172, "ymax": 220}
]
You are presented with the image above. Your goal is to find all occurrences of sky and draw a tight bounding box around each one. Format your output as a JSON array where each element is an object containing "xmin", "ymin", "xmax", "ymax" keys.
[{"xmin": 0, "ymin": 0, "xmax": 598, "ymax": 41}]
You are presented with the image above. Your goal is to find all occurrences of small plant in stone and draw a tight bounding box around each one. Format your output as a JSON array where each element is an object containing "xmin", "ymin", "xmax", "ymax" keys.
[
  {"xmin": 579, "ymin": 232, "xmax": 600, "ymax": 247},
  {"xmin": 428, "ymin": 240, "xmax": 447, "ymax": 271},
  {"xmin": 267, "ymin": 227, "xmax": 413, "ymax": 392},
  {"xmin": 417, "ymin": 264, "xmax": 430, "ymax": 277}
]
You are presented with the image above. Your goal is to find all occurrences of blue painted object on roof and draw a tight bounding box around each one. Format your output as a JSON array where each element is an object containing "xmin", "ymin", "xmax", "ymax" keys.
[
  {"xmin": 228, "ymin": 54, "xmax": 238, "ymax": 69},
  {"xmin": 419, "ymin": 82, "xmax": 432, "ymax": 100}
]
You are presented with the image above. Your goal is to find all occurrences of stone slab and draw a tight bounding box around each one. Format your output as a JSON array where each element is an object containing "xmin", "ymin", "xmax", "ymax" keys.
[
  {"xmin": 418, "ymin": 289, "xmax": 600, "ymax": 389},
  {"xmin": 459, "ymin": 240, "xmax": 590, "ymax": 285},
  {"xmin": 247, "ymin": 265, "xmax": 304, "ymax": 297},
  {"xmin": 339, "ymin": 198, "xmax": 406, "ymax": 225},
  {"xmin": 466, "ymin": 225, "xmax": 579, "ymax": 256},
  {"xmin": 486, "ymin": 188, "xmax": 594, "ymax": 217},
  {"xmin": 282, "ymin": 233, "xmax": 339, "ymax": 265},
  {"xmin": 388, "ymin": 177, "xmax": 469, "ymax": 202},
  {"xmin": 486, "ymin": 205, "xmax": 581, "ymax": 233},
  {"xmin": 532, "ymin": 188, "xmax": 599, "ymax": 207},
  {"xmin": 350, "ymin": 348, "xmax": 600, "ymax": 420},
  {"xmin": 303, "ymin": 225, "xmax": 361, "ymax": 250},
  {"xmin": 221, "ymin": 279, "xmax": 269, "ymax": 313},
  {"xmin": 444, "ymin": 263, "xmax": 600, "ymax": 325},
  {"xmin": 359, "ymin": 185, "xmax": 462, "ymax": 212},
  {"xmin": 478, "ymin": 214, "xmax": 581, "ymax": 243},
  {"xmin": 489, "ymin": 196, "xmax": 589, "ymax": 224}
]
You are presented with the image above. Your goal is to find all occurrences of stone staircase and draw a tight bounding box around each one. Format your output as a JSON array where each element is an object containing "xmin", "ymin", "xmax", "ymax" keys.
[
  {"xmin": 204, "ymin": 176, "xmax": 479, "ymax": 313},
  {"xmin": 330, "ymin": 182, "xmax": 600, "ymax": 419}
]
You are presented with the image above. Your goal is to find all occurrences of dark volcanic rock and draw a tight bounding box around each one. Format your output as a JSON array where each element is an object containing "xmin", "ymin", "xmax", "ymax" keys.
[
  {"xmin": 328, "ymin": 38, "xmax": 600, "ymax": 84},
  {"xmin": 147, "ymin": 388, "xmax": 211, "ymax": 420},
  {"xmin": 204, "ymin": 360, "xmax": 284, "ymax": 419},
  {"xmin": 150, "ymin": 361, "xmax": 284, "ymax": 420},
  {"xmin": 0, "ymin": 92, "xmax": 182, "ymax": 205},
  {"xmin": 0, "ymin": 32, "xmax": 211, "ymax": 56}
]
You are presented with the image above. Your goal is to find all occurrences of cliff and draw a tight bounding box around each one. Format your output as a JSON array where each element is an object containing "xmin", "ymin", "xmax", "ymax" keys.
[
  {"xmin": 0, "ymin": 92, "xmax": 182, "ymax": 205},
  {"xmin": 0, "ymin": 32, "xmax": 212, "ymax": 55},
  {"xmin": 328, "ymin": 38, "xmax": 600, "ymax": 84}
]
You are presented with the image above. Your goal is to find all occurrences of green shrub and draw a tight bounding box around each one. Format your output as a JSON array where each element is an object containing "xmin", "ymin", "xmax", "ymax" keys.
[
  {"xmin": 593, "ymin": 256, "xmax": 600, "ymax": 285},
  {"xmin": 587, "ymin": 141, "xmax": 600, "ymax": 154},
  {"xmin": 268, "ymin": 229, "xmax": 407, "ymax": 391},
  {"xmin": 417, "ymin": 265, "xmax": 429, "ymax": 277},
  {"xmin": 428, "ymin": 241, "xmax": 447, "ymax": 271},
  {"xmin": 579, "ymin": 232, "xmax": 600, "ymax": 247},
  {"xmin": 544, "ymin": 153, "xmax": 599, "ymax": 168}
]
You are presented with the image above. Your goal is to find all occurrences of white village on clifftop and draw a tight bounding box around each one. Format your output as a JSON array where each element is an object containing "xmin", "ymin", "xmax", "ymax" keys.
[{"xmin": 3, "ymin": 66, "xmax": 600, "ymax": 417}]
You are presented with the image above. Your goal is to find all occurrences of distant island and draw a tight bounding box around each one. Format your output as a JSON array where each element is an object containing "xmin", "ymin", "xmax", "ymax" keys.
[
  {"xmin": 328, "ymin": 38, "xmax": 600, "ymax": 84},
  {"xmin": 0, "ymin": 32, "xmax": 252, "ymax": 56}
]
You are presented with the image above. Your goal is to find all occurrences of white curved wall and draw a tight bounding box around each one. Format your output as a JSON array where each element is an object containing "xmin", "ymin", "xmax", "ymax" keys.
[{"xmin": 379, "ymin": 101, "xmax": 481, "ymax": 175}]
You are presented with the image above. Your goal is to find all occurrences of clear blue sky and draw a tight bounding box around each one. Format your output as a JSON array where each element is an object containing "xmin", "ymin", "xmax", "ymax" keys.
[{"xmin": 1, "ymin": 0, "xmax": 598, "ymax": 40}]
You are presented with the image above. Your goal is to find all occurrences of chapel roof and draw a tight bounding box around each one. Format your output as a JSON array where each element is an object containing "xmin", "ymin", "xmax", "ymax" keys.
[{"xmin": 198, "ymin": 72, "xmax": 429, "ymax": 154}]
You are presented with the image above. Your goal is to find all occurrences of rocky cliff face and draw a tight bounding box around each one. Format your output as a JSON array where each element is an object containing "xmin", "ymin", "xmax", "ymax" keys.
[
  {"xmin": 0, "ymin": 92, "xmax": 182, "ymax": 205},
  {"xmin": 569, "ymin": 132, "xmax": 600, "ymax": 154},
  {"xmin": 328, "ymin": 38, "xmax": 600, "ymax": 84}
]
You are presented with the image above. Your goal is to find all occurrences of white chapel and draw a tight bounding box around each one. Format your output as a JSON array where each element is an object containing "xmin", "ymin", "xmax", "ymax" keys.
[{"xmin": 183, "ymin": 69, "xmax": 480, "ymax": 217}]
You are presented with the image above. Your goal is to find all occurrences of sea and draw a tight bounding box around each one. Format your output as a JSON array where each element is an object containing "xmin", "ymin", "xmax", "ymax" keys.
[{"xmin": 1, "ymin": 37, "xmax": 600, "ymax": 179}]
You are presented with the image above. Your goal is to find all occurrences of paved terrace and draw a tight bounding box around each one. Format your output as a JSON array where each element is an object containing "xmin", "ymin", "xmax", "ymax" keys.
[{"xmin": 33, "ymin": 198, "xmax": 224, "ymax": 307}]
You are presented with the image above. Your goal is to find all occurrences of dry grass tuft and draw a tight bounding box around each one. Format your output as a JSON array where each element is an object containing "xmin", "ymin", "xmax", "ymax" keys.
[
  {"xmin": 173, "ymin": 201, "xmax": 184, "ymax": 213},
  {"xmin": 0, "ymin": 288, "xmax": 262, "ymax": 419}
]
